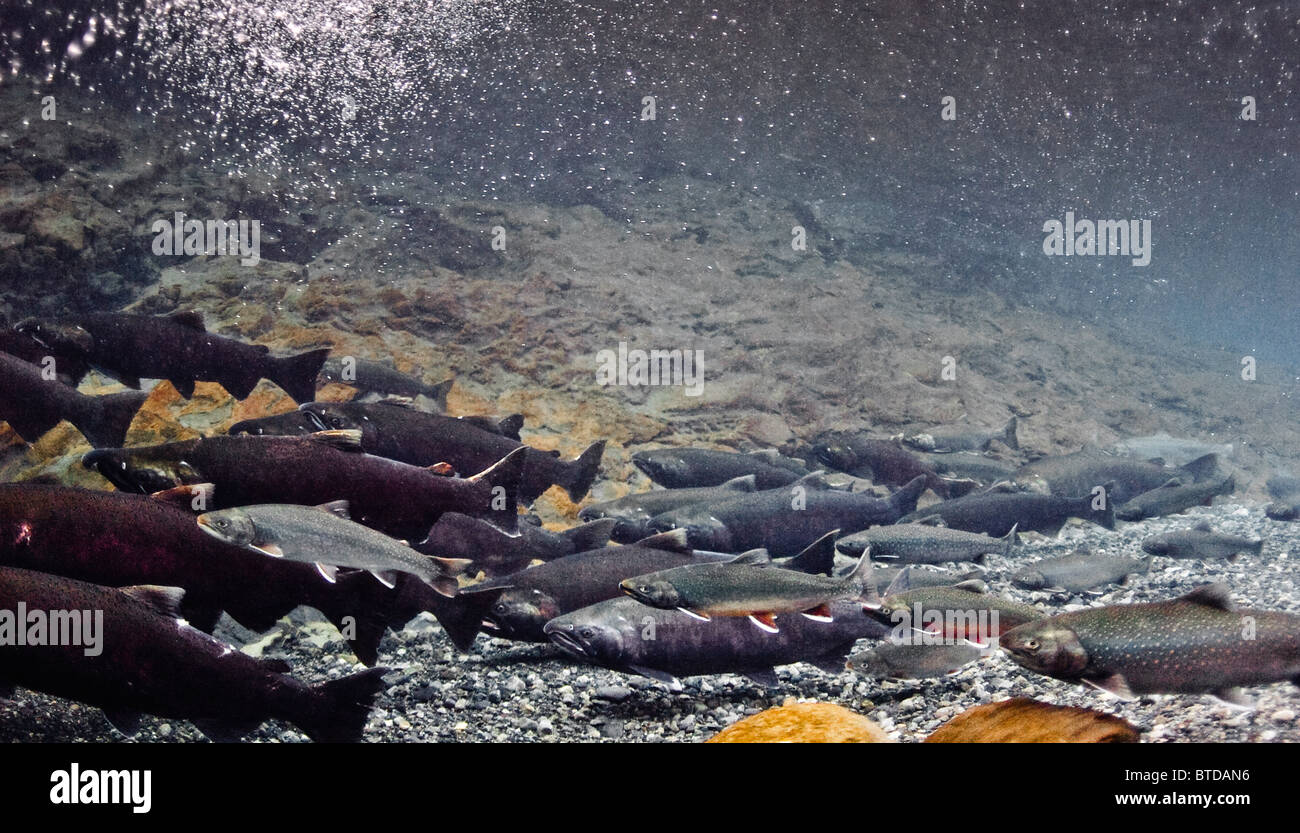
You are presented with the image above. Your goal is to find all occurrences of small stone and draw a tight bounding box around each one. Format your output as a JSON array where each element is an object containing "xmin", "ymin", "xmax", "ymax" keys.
[{"xmin": 596, "ymin": 685, "xmax": 633, "ymax": 702}]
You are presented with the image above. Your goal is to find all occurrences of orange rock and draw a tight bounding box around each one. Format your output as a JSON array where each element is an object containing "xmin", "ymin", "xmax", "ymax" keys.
[
  {"xmin": 924, "ymin": 698, "xmax": 1140, "ymax": 743},
  {"xmin": 707, "ymin": 700, "xmax": 894, "ymax": 743},
  {"xmin": 229, "ymin": 383, "xmax": 297, "ymax": 426},
  {"xmin": 126, "ymin": 382, "xmax": 202, "ymax": 445}
]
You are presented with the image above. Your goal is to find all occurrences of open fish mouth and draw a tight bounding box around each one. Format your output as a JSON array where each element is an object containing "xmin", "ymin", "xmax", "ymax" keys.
[{"xmin": 545, "ymin": 628, "xmax": 589, "ymax": 659}]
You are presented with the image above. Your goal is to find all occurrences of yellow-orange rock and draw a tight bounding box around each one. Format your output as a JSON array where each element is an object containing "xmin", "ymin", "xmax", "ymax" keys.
[
  {"xmin": 924, "ymin": 698, "xmax": 1140, "ymax": 743},
  {"xmin": 707, "ymin": 700, "xmax": 894, "ymax": 743}
]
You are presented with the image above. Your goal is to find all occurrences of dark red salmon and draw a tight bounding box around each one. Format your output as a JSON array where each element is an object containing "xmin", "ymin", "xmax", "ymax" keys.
[
  {"xmin": 0, "ymin": 351, "xmax": 145, "ymax": 448},
  {"xmin": 16, "ymin": 310, "xmax": 328, "ymax": 403},
  {"xmin": 0, "ymin": 565, "xmax": 388, "ymax": 741},
  {"xmin": 0, "ymin": 483, "xmax": 394, "ymax": 665}
]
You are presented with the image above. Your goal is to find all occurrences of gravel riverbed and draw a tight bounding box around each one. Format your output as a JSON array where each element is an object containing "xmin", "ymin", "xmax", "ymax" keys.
[{"xmin": 4, "ymin": 500, "xmax": 1298, "ymax": 743}]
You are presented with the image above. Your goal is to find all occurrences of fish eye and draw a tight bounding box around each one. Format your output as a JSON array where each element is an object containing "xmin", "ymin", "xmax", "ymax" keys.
[
  {"xmin": 493, "ymin": 603, "xmax": 508, "ymax": 614},
  {"xmin": 1026, "ymin": 639, "xmax": 1040, "ymax": 650},
  {"xmin": 580, "ymin": 627, "xmax": 594, "ymax": 639}
]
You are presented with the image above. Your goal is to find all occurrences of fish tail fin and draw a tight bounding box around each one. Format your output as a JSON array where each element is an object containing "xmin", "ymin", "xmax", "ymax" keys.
[
  {"xmin": 467, "ymin": 447, "xmax": 526, "ymax": 533},
  {"xmin": 299, "ymin": 667, "xmax": 389, "ymax": 743},
  {"xmin": 891, "ymin": 475, "xmax": 927, "ymax": 516},
  {"xmin": 424, "ymin": 378, "xmax": 454, "ymax": 411},
  {"xmin": 1001, "ymin": 522, "xmax": 1019, "ymax": 556},
  {"xmin": 1001, "ymin": 416, "xmax": 1019, "ymax": 450},
  {"xmin": 274, "ymin": 347, "xmax": 331, "ymax": 404},
  {"xmin": 559, "ymin": 440, "xmax": 607, "ymax": 502},
  {"xmin": 318, "ymin": 572, "xmax": 394, "ymax": 666},
  {"xmin": 1090, "ymin": 485, "xmax": 1116, "ymax": 530},
  {"xmin": 434, "ymin": 586, "xmax": 509, "ymax": 652},
  {"xmin": 83, "ymin": 390, "xmax": 148, "ymax": 448},
  {"xmin": 329, "ymin": 607, "xmax": 390, "ymax": 667}
]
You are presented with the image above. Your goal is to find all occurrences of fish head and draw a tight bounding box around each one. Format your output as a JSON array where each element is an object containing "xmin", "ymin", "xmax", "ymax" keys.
[
  {"xmin": 999, "ymin": 621, "xmax": 1089, "ymax": 677},
  {"xmin": 229, "ymin": 410, "xmax": 325, "ymax": 436},
  {"xmin": 1140, "ymin": 536, "xmax": 1171, "ymax": 556},
  {"xmin": 316, "ymin": 357, "xmax": 344, "ymax": 385},
  {"xmin": 844, "ymin": 648, "xmax": 881, "ymax": 676},
  {"xmin": 618, "ymin": 576, "xmax": 682, "ymax": 609},
  {"xmin": 544, "ymin": 617, "xmax": 624, "ymax": 664},
  {"xmin": 82, "ymin": 445, "xmax": 204, "ymax": 494},
  {"xmin": 13, "ymin": 318, "xmax": 94, "ymax": 355},
  {"xmin": 300, "ymin": 403, "xmax": 364, "ymax": 432},
  {"xmin": 482, "ymin": 589, "xmax": 560, "ymax": 640},
  {"xmin": 631, "ymin": 451, "xmax": 687, "ymax": 485},
  {"xmin": 1265, "ymin": 502, "xmax": 1299, "ymax": 522},
  {"xmin": 195, "ymin": 508, "xmax": 257, "ymax": 547},
  {"xmin": 645, "ymin": 512, "xmax": 727, "ymax": 550},
  {"xmin": 813, "ymin": 442, "xmax": 858, "ymax": 472},
  {"xmin": 1114, "ymin": 504, "xmax": 1144, "ymax": 522},
  {"xmin": 861, "ymin": 594, "xmax": 916, "ymax": 634},
  {"xmin": 1011, "ymin": 569, "xmax": 1048, "ymax": 590}
]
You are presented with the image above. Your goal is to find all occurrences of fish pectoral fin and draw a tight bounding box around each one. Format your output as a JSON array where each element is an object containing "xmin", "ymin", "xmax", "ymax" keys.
[
  {"xmin": 748, "ymin": 612, "xmax": 780, "ymax": 633},
  {"xmin": 120, "ymin": 584, "xmax": 186, "ymax": 618},
  {"xmin": 191, "ymin": 718, "xmax": 259, "ymax": 743},
  {"xmin": 676, "ymin": 607, "xmax": 711, "ymax": 622},
  {"xmin": 741, "ymin": 669, "xmax": 780, "ymax": 687},
  {"xmin": 253, "ymin": 543, "xmax": 285, "ymax": 558},
  {"xmin": 1083, "ymin": 673, "xmax": 1137, "ymax": 701},
  {"xmin": 1211, "ymin": 688, "xmax": 1256, "ymax": 711},
  {"xmin": 171, "ymin": 378, "xmax": 196, "ymax": 399},
  {"xmin": 370, "ymin": 570, "xmax": 398, "ymax": 589},
  {"xmin": 628, "ymin": 665, "xmax": 681, "ymax": 689},
  {"xmin": 315, "ymin": 563, "xmax": 339, "ymax": 583},
  {"xmin": 101, "ymin": 708, "xmax": 145, "ymax": 737},
  {"xmin": 800, "ymin": 603, "xmax": 834, "ymax": 622},
  {"xmin": 314, "ymin": 500, "xmax": 351, "ymax": 519},
  {"xmin": 429, "ymin": 575, "xmax": 459, "ymax": 598}
]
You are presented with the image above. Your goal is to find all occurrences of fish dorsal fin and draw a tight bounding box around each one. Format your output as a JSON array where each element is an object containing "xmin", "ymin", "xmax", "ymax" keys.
[
  {"xmin": 792, "ymin": 471, "xmax": 833, "ymax": 490},
  {"xmin": 786, "ymin": 530, "xmax": 837, "ymax": 576},
  {"xmin": 121, "ymin": 584, "xmax": 186, "ymax": 618},
  {"xmin": 952, "ymin": 580, "xmax": 987, "ymax": 594},
  {"xmin": 882, "ymin": 567, "xmax": 912, "ymax": 596},
  {"xmin": 721, "ymin": 474, "xmax": 758, "ymax": 492},
  {"xmin": 632, "ymin": 528, "xmax": 693, "ymax": 553},
  {"xmin": 1194, "ymin": 521, "xmax": 1214, "ymax": 532},
  {"xmin": 167, "ymin": 310, "xmax": 207, "ymax": 331},
  {"xmin": 1158, "ymin": 478, "xmax": 1183, "ymax": 489},
  {"xmin": 309, "ymin": 429, "xmax": 365, "ymax": 451},
  {"xmin": 747, "ymin": 449, "xmax": 780, "ymax": 462},
  {"xmin": 1145, "ymin": 457, "xmax": 1166, "ymax": 467},
  {"xmin": 916, "ymin": 515, "xmax": 947, "ymax": 527},
  {"xmin": 496, "ymin": 414, "xmax": 526, "ymax": 437},
  {"xmin": 376, "ymin": 395, "xmax": 415, "ymax": 407},
  {"xmin": 730, "ymin": 548, "xmax": 772, "ymax": 566},
  {"xmin": 315, "ymin": 500, "xmax": 351, "ymax": 519},
  {"xmin": 1180, "ymin": 583, "xmax": 1235, "ymax": 612}
]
